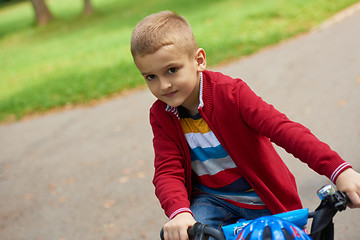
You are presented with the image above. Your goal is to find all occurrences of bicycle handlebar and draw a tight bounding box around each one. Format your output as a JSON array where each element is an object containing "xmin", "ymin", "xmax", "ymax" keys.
[
  {"xmin": 160, "ymin": 222, "xmax": 225, "ymax": 240},
  {"xmin": 310, "ymin": 187, "xmax": 350, "ymax": 240},
  {"xmin": 159, "ymin": 185, "xmax": 351, "ymax": 240}
]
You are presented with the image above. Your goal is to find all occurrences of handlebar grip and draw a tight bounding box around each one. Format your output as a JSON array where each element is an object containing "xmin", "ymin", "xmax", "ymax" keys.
[
  {"xmin": 187, "ymin": 223, "xmax": 199, "ymax": 239},
  {"xmin": 160, "ymin": 228, "xmax": 164, "ymax": 240},
  {"xmin": 343, "ymin": 191, "xmax": 351, "ymax": 203},
  {"xmin": 334, "ymin": 190, "xmax": 350, "ymax": 211},
  {"xmin": 159, "ymin": 224, "xmax": 198, "ymax": 240}
]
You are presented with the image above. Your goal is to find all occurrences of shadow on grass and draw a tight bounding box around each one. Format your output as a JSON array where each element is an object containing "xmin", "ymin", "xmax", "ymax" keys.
[{"xmin": 0, "ymin": 0, "xmax": 26, "ymax": 8}]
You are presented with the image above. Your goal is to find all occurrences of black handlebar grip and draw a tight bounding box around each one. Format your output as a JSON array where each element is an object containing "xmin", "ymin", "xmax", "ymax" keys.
[
  {"xmin": 160, "ymin": 228, "xmax": 164, "ymax": 240},
  {"xmin": 160, "ymin": 224, "xmax": 198, "ymax": 240},
  {"xmin": 187, "ymin": 223, "xmax": 199, "ymax": 239},
  {"xmin": 343, "ymin": 191, "xmax": 351, "ymax": 203}
]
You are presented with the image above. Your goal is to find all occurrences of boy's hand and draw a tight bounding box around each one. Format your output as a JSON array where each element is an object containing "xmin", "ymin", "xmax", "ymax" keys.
[
  {"xmin": 335, "ymin": 168, "xmax": 360, "ymax": 208},
  {"xmin": 163, "ymin": 212, "xmax": 196, "ymax": 240}
]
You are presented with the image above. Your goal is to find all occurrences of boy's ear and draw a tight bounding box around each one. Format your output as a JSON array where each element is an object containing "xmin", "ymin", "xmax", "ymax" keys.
[{"xmin": 195, "ymin": 48, "xmax": 206, "ymax": 71}]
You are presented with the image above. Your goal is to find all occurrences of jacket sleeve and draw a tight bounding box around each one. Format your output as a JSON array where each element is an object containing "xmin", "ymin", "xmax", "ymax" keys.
[
  {"xmin": 150, "ymin": 106, "xmax": 192, "ymax": 219},
  {"xmin": 235, "ymin": 80, "xmax": 351, "ymax": 183}
]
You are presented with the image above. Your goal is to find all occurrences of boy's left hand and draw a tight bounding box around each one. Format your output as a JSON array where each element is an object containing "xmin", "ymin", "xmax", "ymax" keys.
[{"xmin": 335, "ymin": 168, "xmax": 360, "ymax": 208}]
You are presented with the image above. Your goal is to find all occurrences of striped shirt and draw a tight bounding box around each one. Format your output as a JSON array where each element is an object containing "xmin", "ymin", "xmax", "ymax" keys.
[{"xmin": 179, "ymin": 107, "xmax": 265, "ymax": 209}]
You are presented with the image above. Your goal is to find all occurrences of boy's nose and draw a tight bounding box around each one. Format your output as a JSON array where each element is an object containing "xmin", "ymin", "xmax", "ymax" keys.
[{"xmin": 160, "ymin": 78, "xmax": 172, "ymax": 91}]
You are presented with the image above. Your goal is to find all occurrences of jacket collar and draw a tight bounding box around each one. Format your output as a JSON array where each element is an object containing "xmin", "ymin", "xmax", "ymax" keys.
[{"xmin": 165, "ymin": 105, "xmax": 180, "ymax": 119}]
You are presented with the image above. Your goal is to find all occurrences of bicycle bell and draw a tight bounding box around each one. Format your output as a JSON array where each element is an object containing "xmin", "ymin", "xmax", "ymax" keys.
[{"xmin": 317, "ymin": 184, "xmax": 335, "ymax": 201}]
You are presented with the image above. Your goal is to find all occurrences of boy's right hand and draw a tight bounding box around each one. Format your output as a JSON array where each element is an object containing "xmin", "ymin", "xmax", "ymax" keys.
[{"xmin": 163, "ymin": 212, "xmax": 196, "ymax": 240}]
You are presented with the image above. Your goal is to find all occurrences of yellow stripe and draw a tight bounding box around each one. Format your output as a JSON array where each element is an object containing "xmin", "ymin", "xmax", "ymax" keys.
[{"xmin": 181, "ymin": 117, "xmax": 212, "ymax": 134}]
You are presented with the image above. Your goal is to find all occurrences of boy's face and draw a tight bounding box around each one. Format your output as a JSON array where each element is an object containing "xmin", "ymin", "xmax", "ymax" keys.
[{"xmin": 134, "ymin": 46, "xmax": 206, "ymax": 113}]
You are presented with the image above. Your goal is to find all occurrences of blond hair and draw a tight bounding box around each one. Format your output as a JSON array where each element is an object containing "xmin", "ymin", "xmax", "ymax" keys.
[{"xmin": 131, "ymin": 11, "xmax": 198, "ymax": 58}]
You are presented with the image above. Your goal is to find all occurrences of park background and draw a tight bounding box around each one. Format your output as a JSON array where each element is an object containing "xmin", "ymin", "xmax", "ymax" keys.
[
  {"xmin": 0, "ymin": 0, "xmax": 358, "ymax": 123},
  {"xmin": 1, "ymin": 1, "xmax": 360, "ymax": 240}
]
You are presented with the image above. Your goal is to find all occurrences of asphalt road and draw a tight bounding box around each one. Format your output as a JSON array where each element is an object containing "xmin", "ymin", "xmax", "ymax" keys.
[{"xmin": 1, "ymin": 6, "xmax": 360, "ymax": 240}]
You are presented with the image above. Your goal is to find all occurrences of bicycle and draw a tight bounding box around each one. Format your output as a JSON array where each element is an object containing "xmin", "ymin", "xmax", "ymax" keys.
[{"xmin": 160, "ymin": 184, "xmax": 350, "ymax": 240}]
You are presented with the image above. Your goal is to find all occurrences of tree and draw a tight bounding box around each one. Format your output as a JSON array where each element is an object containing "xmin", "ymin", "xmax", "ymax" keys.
[
  {"xmin": 30, "ymin": 0, "xmax": 53, "ymax": 25},
  {"xmin": 29, "ymin": 0, "xmax": 94, "ymax": 26},
  {"xmin": 83, "ymin": 0, "xmax": 94, "ymax": 15}
]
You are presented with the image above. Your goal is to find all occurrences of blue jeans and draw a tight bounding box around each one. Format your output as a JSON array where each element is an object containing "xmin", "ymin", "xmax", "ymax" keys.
[{"xmin": 190, "ymin": 194, "xmax": 272, "ymax": 231}]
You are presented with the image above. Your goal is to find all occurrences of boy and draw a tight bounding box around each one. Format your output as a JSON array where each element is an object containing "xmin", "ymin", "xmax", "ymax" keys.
[{"xmin": 130, "ymin": 11, "xmax": 360, "ymax": 240}]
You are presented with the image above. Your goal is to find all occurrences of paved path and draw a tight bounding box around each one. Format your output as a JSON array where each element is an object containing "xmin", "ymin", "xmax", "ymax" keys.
[{"xmin": 1, "ymin": 7, "xmax": 360, "ymax": 240}]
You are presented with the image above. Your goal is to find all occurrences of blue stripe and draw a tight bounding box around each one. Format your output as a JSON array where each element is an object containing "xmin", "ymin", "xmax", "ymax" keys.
[
  {"xmin": 195, "ymin": 183, "xmax": 257, "ymax": 197},
  {"xmin": 190, "ymin": 145, "xmax": 228, "ymax": 162},
  {"xmin": 215, "ymin": 177, "xmax": 253, "ymax": 192}
]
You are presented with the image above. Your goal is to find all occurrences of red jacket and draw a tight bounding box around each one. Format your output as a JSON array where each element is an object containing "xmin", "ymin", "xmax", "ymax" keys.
[{"xmin": 150, "ymin": 70, "xmax": 351, "ymax": 219}]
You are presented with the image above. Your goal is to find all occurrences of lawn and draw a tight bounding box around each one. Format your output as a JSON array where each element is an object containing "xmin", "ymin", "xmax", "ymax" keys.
[{"xmin": 0, "ymin": 0, "xmax": 358, "ymax": 123}]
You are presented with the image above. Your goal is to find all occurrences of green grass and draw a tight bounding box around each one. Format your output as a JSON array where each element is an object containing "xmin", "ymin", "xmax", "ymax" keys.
[{"xmin": 0, "ymin": 0, "xmax": 358, "ymax": 123}]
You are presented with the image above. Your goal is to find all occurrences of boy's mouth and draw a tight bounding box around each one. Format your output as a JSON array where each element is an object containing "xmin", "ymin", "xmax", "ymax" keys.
[{"xmin": 162, "ymin": 90, "xmax": 178, "ymax": 97}]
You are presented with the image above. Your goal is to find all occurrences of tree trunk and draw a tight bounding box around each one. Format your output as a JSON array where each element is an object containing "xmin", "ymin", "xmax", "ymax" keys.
[
  {"xmin": 84, "ymin": 0, "xmax": 94, "ymax": 15},
  {"xmin": 30, "ymin": 0, "xmax": 53, "ymax": 25}
]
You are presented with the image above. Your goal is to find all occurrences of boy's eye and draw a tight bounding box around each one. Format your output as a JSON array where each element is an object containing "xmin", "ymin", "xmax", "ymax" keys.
[
  {"xmin": 145, "ymin": 75, "xmax": 156, "ymax": 81},
  {"xmin": 168, "ymin": 68, "xmax": 178, "ymax": 74}
]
